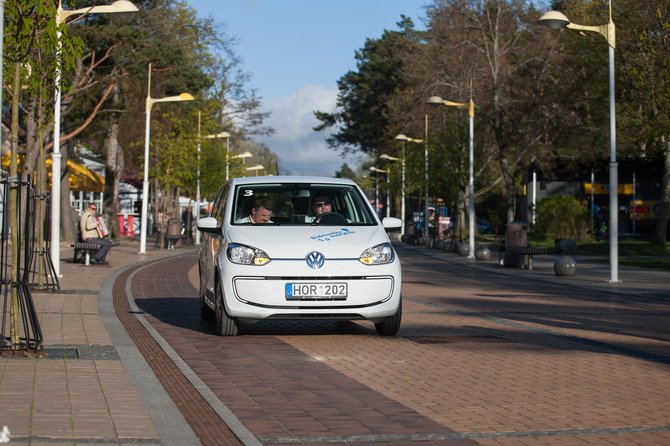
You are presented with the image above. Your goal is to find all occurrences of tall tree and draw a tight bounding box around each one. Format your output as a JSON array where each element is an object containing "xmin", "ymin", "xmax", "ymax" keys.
[
  {"xmin": 314, "ymin": 16, "xmax": 419, "ymax": 158},
  {"xmin": 421, "ymin": 0, "xmax": 554, "ymax": 222},
  {"xmin": 544, "ymin": 0, "xmax": 670, "ymax": 245},
  {"xmin": 617, "ymin": 0, "xmax": 670, "ymax": 245}
]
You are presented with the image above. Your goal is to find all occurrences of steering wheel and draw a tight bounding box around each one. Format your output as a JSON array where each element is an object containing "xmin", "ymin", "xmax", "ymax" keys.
[{"xmin": 314, "ymin": 212, "xmax": 348, "ymax": 225}]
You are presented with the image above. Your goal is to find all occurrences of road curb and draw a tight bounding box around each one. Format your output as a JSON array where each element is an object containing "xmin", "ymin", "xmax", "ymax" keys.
[
  {"xmin": 99, "ymin": 257, "xmax": 202, "ymax": 446},
  {"xmin": 124, "ymin": 254, "xmax": 263, "ymax": 446}
]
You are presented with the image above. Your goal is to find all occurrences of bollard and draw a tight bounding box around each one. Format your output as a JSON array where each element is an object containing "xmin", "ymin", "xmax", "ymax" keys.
[
  {"xmin": 554, "ymin": 256, "xmax": 577, "ymax": 276},
  {"xmin": 118, "ymin": 215, "xmax": 126, "ymax": 236},
  {"xmin": 475, "ymin": 247, "xmax": 491, "ymax": 261}
]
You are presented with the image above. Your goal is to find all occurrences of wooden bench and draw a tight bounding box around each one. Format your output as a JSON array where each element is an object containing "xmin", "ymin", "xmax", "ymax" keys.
[
  {"xmin": 506, "ymin": 246, "xmax": 547, "ymax": 271},
  {"xmin": 72, "ymin": 240, "xmax": 121, "ymax": 265}
]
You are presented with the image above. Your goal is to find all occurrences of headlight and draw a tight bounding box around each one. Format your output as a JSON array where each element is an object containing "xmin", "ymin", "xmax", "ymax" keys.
[
  {"xmin": 227, "ymin": 243, "xmax": 271, "ymax": 265},
  {"xmin": 359, "ymin": 243, "xmax": 395, "ymax": 265}
]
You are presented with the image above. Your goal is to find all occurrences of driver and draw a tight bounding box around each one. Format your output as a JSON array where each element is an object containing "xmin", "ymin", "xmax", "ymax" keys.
[
  {"xmin": 311, "ymin": 194, "xmax": 332, "ymax": 217},
  {"xmin": 305, "ymin": 194, "xmax": 333, "ymax": 223}
]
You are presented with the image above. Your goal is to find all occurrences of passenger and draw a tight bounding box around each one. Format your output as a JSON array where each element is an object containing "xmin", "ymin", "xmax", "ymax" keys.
[{"xmin": 235, "ymin": 197, "xmax": 273, "ymax": 223}]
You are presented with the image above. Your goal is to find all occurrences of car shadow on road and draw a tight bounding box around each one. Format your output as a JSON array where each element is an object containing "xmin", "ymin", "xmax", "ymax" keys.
[{"xmin": 133, "ymin": 296, "xmax": 375, "ymax": 336}]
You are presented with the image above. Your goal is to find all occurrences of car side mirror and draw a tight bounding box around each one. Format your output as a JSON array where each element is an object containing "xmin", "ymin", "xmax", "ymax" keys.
[
  {"xmin": 197, "ymin": 216, "xmax": 222, "ymax": 234},
  {"xmin": 382, "ymin": 217, "xmax": 402, "ymax": 232}
]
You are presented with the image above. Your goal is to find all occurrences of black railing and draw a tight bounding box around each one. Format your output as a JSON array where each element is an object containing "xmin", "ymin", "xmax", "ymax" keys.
[
  {"xmin": 27, "ymin": 188, "xmax": 60, "ymax": 291},
  {"xmin": 0, "ymin": 175, "xmax": 44, "ymax": 352}
]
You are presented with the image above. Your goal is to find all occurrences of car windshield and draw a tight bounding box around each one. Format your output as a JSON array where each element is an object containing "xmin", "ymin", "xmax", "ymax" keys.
[{"xmin": 232, "ymin": 182, "xmax": 377, "ymax": 225}]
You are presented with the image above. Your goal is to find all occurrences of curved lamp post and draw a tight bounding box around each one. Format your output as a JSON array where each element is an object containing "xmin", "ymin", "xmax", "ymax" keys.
[
  {"xmin": 370, "ymin": 167, "xmax": 389, "ymax": 218},
  {"xmin": 385, "ymin": 133, "xmax": 422, "ymax": 236},
  {"xmin": 380, "ymin": 153, "xmax": 403, "ymax": 233},
  {"xmin": 538, "ymin": 3, "xmax": 619, "ymax": 283},
  {"xmin": 139, "ymin": 63, "xmax": 194, "ymax": 254},
  {"xmin": 195, "ymin": 123, "xmax": 229, "ymax": 245},
  {"xmin": 230, "ymin": 152, "xmax": 253, "ymax": 178},
  {"xmin": 51, "ymin": 0, "xmax": 139, "ymax": 277},
  {"xmin": 427, "ymin": 95, "xmax": 475, "ymax": 259},
  {"xmin": 205, "ymin": 132, "xmax": 231, "ymax": 180},
  {"xmin": 245, "ymin": 165, "xmax": 265, "ymax": 176}
]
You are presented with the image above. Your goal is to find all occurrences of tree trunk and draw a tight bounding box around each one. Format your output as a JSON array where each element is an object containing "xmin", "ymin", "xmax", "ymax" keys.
[
  {"xmin": 60, "ymin": 145, "xmax": 76, "ymax": 243},
  {"xmin": 9, "ymin": 62, "xmax": 21, "ymax": 346},
  {"xmin": 103, "ymin": 114, "xmax": 123, "ymax": 239}
]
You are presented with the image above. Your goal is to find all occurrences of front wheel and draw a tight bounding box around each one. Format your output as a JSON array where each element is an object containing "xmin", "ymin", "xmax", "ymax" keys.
[
  {"xmin": 215, "ymin": 280, "xmax": 239, "ymax": 336},
  {"xmin": 375, "ymin": 300, "xmax": 402, "ymax": 336}
]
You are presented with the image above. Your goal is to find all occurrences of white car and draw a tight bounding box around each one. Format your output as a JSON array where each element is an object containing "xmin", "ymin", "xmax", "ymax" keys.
[{"xmin": 197, "ymin": 176, "xmax": 403, "ymax": 336}]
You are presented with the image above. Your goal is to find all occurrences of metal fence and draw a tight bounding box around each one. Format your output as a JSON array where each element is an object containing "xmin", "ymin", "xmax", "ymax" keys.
[{"xmin": 0, "ymin": 174, "xmax": 45, "ymax": 352}]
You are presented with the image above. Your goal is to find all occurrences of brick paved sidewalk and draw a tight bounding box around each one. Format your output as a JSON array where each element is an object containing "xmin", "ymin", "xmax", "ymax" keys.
[{"xmin": 0, "ymin": 239, "xmax": 194, "ymax": 446}]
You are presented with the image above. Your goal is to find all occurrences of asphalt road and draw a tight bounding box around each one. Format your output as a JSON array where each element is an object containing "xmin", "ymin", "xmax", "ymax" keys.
[{"xmin": 124, "ymin": 244, "xmax": 670, "ymax": 445}]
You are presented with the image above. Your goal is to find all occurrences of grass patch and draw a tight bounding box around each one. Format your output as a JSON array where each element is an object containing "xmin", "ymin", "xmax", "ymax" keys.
[
  {"xmin": 578, "ymin": 240, "xmax": 669, "ymax": 256},
  {"xmin": 587, "ymin": 256, "xmax": 670, "ymax": 271}
]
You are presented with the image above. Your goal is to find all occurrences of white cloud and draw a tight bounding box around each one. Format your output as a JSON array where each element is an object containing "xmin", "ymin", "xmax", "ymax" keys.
[{"xmin": 259, "ymin": 85, "xmax": 362, "ymax": 177}]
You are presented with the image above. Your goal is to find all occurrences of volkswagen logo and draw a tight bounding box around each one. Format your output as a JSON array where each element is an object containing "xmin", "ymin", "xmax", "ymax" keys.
[{"xmin": 305, "ymin": 251, "xmax": 325, "ymax": 269}]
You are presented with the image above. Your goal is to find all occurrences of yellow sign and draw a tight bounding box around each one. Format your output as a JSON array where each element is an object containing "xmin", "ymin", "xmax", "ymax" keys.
[{"xmin": 583, "ymin": 183, "xmax": 633, "ymax": 195}]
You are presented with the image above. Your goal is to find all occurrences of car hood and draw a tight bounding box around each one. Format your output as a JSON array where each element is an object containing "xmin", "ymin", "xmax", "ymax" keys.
[{"xmin": 226, "ymin": 225, "xmax": 389, "ymax": 258}]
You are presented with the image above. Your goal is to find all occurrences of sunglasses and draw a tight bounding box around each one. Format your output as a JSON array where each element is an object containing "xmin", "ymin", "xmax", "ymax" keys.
[{"xmin": 313, "ymin": 201, "xmax": 331, "ymax": 208}]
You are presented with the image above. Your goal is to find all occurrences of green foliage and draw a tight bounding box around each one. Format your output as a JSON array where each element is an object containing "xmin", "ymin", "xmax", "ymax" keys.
[
  {"xmin": 3, "ymin": 0, "xmax": 82, "ymax": 112},
  {"xmin": 335, "ymin": 163, "xmax": 357, "ymax": 180},
  {"xmin": 151, "ymin": 110, "xmax": 199, "ymax": 194},
  {"xmin": 535, "ymin": 195, "xmax": 591, "ymax": 242},
  {"xmin": 313, "ymin": 17, "xmax": 418, "ymax": 156}
]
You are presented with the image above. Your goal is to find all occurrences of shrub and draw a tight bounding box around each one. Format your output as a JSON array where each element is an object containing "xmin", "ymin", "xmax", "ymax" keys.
[{"xmin": 535, "ymin": 195, "xmax": 591, "ymax": 242}]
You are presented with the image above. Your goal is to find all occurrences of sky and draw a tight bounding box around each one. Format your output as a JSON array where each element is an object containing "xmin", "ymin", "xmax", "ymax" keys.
[{"xmin": 185, "ymin": 0, "xmax": 429, "ymax": 177}]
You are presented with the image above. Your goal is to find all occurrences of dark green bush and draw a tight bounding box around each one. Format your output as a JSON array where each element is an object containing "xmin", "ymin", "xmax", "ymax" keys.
[{"xmin": 535, "ymin": 195, "xmax": 591, "ymax": 242}]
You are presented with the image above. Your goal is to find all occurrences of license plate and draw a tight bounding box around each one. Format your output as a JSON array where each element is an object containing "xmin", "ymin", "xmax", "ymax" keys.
[{"xmin": 285, "ymin": 282, "xmax": 347, "ymax": 300}]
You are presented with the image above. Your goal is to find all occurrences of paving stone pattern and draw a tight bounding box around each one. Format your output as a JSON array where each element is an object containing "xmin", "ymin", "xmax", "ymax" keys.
[{"xmin": 128, "ymin": 250, "xmax": 670, "ymax": 445}]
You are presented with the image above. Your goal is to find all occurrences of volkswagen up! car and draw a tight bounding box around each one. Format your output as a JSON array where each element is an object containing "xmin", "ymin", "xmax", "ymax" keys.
[{"xmin": 197, "ymin": 176, "xmax": 402, "ymax": 336}]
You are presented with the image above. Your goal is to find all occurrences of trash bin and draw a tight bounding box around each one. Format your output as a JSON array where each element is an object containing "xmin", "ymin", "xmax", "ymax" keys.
[
  {"xmin": 503, "ymin": 221, "xmax": 527, "ymax": 267},
  {"xmin": 167, "ymin": 218, "xmax": 182, "ymax": 250}
]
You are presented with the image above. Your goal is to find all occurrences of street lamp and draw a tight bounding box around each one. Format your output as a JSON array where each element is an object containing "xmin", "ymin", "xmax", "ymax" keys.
[
  {"xmin": 380, "ymin": 153, "xmax": 403, "ymax": 234},
  {"xmin": 245, "ymin": 165, "xmax": 265, "ymax": 176},
  {"xmin": 427, "ymin": 95, "xmax": 476, "ymax": 259},
  {"xmin": 139, "ymin": 63, "xmax": 194, "ymax": 255},
  {"xmin": 538, "ymin": 3, "xmax": 619, "ymax": 283},
  {"xmin": 229, "ymin": 152, "xmax": 253, "ymax": 178},
  {"xmin": 205, "ymin": 132, "xmax": 231, "ymax": 180},
  {"xmin": 370, "ymin": 167, "xmax": 389, "ymax": 217},
  {"xmin": 391, "ymin": 134, "xmax": 422, "ymax": 237},
  {"xmin": 51, "ymin": 0, "xmax": 139, "ymax": 277},
  {"xmin": 195, "ymin": 120, "xmax": 229, "ymax": 245}
]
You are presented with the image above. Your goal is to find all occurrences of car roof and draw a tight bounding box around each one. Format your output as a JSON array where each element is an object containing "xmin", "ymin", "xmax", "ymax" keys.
[{"xmin": 229, "ymin": 176, "xmax": 357, "ymax": 186}]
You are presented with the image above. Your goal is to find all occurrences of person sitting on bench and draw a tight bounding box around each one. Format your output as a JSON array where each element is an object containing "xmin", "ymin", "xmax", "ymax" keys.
[{"xmin": 79, "ymin": 202, "xmax": 113, "ymax": 265}]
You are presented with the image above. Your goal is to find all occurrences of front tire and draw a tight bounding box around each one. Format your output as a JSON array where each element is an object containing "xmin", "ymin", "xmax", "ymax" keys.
[
  {"xmin": 215, "ymin": 280, "xmax": 239, "ymax": 336},
  {"xmin": 375, "ymin": 299, "xmax": 402, "ymax": 336}
]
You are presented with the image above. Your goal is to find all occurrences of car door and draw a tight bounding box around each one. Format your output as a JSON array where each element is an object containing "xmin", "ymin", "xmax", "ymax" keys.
[{"xmin": 200, "ymin": 183, "xmax": 230, "ymax": 304}]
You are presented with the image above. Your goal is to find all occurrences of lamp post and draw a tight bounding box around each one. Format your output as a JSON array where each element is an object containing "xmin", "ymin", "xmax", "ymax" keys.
[
  {"xmin": 195, "ymin": 123, "xmax": 229, "ymax": 245},
  {"xmin": 205, "ymin": 132, "xmax": 231, "ymax": 180},
  {"xmin": 424, "ymin": 114, "xmax": 430, "ymax": 245},
  {"xmin": 51, "ymin": 0, "xmax": 138, "ymax": 277},
  {"xmin": 140, "ymin": 63, "xmax": 194, "ymax": 254},
  {"xmin": 539, "ymin": 2, "xmax": 619, "ymax": 282},
  {"xmin": 370, "ymin": 167, "xmax": 389, "ymax": 217},
  {"xmin": 427, "ymin": 95, "xmax": 476, "ymax": 259},
  {"xmin": 229, "ymin": 152, "xmax": 253, "ymax": 179},
  {"xmin": 245, "ymin": 165, "xmax": 265, "ymax": 176},
  {"xmin": 390, "ymin": 134, "xmax": 422, "ymax": 237},
  {"xmin": 380, "ymin": 153, "xmax": 403, "ymax": 234}
]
